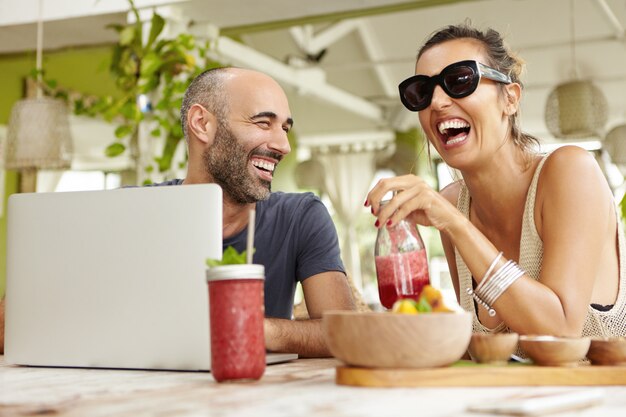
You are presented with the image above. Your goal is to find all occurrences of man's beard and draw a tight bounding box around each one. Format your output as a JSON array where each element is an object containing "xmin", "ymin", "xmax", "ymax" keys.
[{"xmin": 202, "ymin": 122, "xmax": 274, "ymax": 204}]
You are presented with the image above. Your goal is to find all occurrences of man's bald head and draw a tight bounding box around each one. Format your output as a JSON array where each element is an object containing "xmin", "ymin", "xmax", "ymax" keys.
[
  {"xmin": 180, "ymin": 67, "xmax": 288, "ymax": 141},
  {"xmin": 180, "ymin": 67, "xmax": 231, "ymax": 141}
]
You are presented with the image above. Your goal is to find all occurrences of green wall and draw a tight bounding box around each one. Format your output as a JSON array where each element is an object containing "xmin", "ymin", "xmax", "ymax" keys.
[{"xmin": 0, "ymin": 45, "xmax": 117, "ymax": 296}]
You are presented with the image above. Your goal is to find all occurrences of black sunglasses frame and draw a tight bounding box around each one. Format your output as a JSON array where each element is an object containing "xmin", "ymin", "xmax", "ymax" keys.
[{"xmin": 398, "ymin": 60, "xmax": 512, "ymax": 112}]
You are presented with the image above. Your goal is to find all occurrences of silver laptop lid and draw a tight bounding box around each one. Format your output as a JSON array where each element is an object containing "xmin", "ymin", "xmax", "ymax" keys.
[{"xmin": 5, "ymin": 184, "xmax": 222, "ymax": 371}]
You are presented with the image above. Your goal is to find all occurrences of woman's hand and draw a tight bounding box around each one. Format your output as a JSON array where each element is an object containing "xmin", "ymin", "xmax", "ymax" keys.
[{"xmin": 365, "ymin": 174, "xmax": 461, "ymax": 233}]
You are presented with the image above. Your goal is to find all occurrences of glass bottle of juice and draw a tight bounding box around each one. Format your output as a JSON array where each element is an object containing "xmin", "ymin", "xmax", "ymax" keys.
[{"xmin": 374, "ymin": 204, "xmax": 430, "ymax": 309}]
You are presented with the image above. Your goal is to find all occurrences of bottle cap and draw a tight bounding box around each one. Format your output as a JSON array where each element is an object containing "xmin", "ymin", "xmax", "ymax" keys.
[{"xmin": 206, "ymin": 264, "xmax": 265, "ymax": 282}]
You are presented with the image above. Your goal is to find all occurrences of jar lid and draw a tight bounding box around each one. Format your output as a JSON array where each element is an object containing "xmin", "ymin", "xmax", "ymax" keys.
[{"xmin": 206, "ymin": 264, "xmax": 265, "ymax": 282}]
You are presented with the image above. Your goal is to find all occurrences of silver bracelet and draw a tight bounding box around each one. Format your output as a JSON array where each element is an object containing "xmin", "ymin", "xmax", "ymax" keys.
[
  {"xmin": 481, "ymin": 261, "xmax": 517, "ymax": 305},
  {"xmin": 467, "ymin": 259, "xmax": 525, "ymax": 317},
  {"xmin": 467, "ymin": 287, "xmax": 496, "ymax": 317},
  {"xmin": 483, "ymin": 270, "xmax": 521, "ymax": 307},
  {"xmin": 474, "ymin": 251, "xmax": 503, "ymax": 294},
  {"xmin": 478, "ymin": 252, "xmax": 502, "ymax": 288},
  {"xmin": 465, "ymin": 251, "xmax": 503, "ymax": 317}
]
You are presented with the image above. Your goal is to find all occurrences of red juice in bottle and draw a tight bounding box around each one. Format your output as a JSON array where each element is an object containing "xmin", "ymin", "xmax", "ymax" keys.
[
  {"xmin": 375, "ymin": 249, "xmax": 430, "ymax": 309},
  {"xmin": 374, "ymin": 202, "xmax": 430, "ymax": 309},
  {"xmin": 206, "ymin": 265, "xmax": 265, "ymax": 382}
]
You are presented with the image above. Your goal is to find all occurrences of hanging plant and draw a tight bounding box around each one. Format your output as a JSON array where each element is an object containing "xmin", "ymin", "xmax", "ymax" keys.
[{"xmin": 41, "ymin": 0, "xmax": 220, "ymax": 183}]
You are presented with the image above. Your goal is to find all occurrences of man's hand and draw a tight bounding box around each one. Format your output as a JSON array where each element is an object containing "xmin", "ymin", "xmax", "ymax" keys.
[
  {"xmin": 264, "ymin": 271, "xmax": 355, "ymax": 357},
  {"xmin": 264, "ymin": 317, "xmax": 328, "ymax": 357}
]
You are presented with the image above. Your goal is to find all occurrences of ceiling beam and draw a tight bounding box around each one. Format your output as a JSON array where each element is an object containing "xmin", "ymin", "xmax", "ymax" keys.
[
  {"xmin": 217, "ymin": 0, "xmax": 484, "ymax": 36},
  {"xmin": 355, "ymin": 19, "xmax": 397, "ymax": 98},
  {"xmin": 298, "ymin": 130, "xmax": 395, "ymax": 150},
  {"xmin": 207, "ymin": 34, "xmax": 384, "ymax": 122},
  {"xmin": 593, "ymin": 0, "xmax": 625, "ymax": 40},
  {"xmin": 290, "ymin": 18, "xmax": 397, "ymax": 98},
  {"xmin": 290, "ymin": 20, "xmax": 361, "ymax": 56}
]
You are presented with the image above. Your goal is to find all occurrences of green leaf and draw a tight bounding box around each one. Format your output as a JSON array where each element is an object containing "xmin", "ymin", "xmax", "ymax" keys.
[
  {"xmin": 105, "ymin": 23, "xmax": 125, "ymax": 33},
  {"xmin": 176, "ymin": 33, "xmax": 195, "ymax": 49},
  {"xmin": 29, "ymin": 68, "xmax": 42, "ymax": 79},
  {"xmin": 621, "ymin": 193, "xmax": 626, "ymax": 222},
  {"xmin": 138, "ymin": 75, "xmax": 159, "ymax": 93},
  {"xmin": 171, "ymin": 97, "xmax": 183, "ymax": 108},
  {"xmin": 109, "ymin": 45, "xmax": 123, "ymax": 75},
  {"xmin": 56, "ymin": 91, "xmax": 68, "ymax": 101},
  {"xmin": 132, "ymin": 22, "xmax": 144, "ymax": 55},
  {"xmin": 119, "ymin": 26, "xmax": 137, "ymax": 46},
  {"xmin": 140, "ymin": 51, "xmax": 162, "ymax": 77},
  {"xmin": 415, "ymin": 297, "xmax": 432, "ymax": 313},
  {"xmin": 114, "ymin": 124, "xmax": 133, "ymax": 139},
  {"xmin": 155, "ymin": 99, "xmax": 168, "ymax": 111},
  {"xmin": 156, "ymin": 134, "xmax": 181, "ymax": 172},
  {"xmin": 206, "ymin": 246, "xmax": 255, "ymax": 267},
  {"xmin": 147, "ymin": 13, "xmax": 165, "ymax": 48},
  {"xmin": 144, "ymin": 164, "xmax": 154, "ymax": 173},
  {"xmin": 105, "ymin": 142, "xmax": 126, "ymax": 157},
  {"xmin": 171, "ymin": 123, "xmax": 183, "ymax": 138},
  {"xmin": 74, "ymin": 99, "xmax": 85, "ymax": 114},
  {"xmin": 150, "ymin": 127, "xmax": 161, "ymax": 137},
  {"xmin": 158, "ymin": 118, "xmax": 171, "ymax": 130},
  {"xmin": 45, "ymin": 79, "xmax": 58, "ymax": 89},
  {"xmin": 120, "ymin": 101, "xmax": 140, "ymax": 120}
]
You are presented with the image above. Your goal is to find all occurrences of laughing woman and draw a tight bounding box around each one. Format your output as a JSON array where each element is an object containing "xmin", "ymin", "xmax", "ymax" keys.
[{"xmin": 366, "ymin": 23, "xmax": 626, "ymax": 338}]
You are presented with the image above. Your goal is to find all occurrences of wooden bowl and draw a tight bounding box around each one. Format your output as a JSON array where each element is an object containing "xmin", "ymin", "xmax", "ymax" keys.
[
  {"xmin": 587, "ymin": 337, "xmax": 626, "ymax": 366},
  {"xmin": 322, "ymin": 311, "xmax": 472, "ymax": 368},
  {"xmin": 468, "ymin": 333, "xmax": 519, "ymax": 364},
  {"xmin": 519, "ymin": 335, "xmax": 590, "ymax": 366}
]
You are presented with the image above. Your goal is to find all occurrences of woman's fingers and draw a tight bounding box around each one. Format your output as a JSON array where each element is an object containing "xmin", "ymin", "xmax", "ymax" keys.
[
  {"xmin": 366, "ymin": 175, "xmax": 432, "ymax": 227},
  {"xmin": 387, "ymin": 180, "xmax": 433, "ymax": 227},
  {"xmin": 366, "ymin": 175, "xmax": 462, "ymax": 233}
]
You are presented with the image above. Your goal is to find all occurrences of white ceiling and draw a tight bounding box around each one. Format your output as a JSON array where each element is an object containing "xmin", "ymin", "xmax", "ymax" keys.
[{"xmin": 1, "ymin": 0, "xmax": 625, "ymax": 145}]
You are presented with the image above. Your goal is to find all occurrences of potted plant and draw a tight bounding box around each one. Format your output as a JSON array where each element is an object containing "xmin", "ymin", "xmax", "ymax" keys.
[{"xmin": 43, "ymin": 0, "xmax": 220, "ymax": 184}]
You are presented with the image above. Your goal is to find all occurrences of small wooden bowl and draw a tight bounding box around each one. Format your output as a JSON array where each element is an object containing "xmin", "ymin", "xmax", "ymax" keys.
[
  {"xmin": 468, "ymin": 333, "xmax": 519, "ymax": 364},
  {"xmin": 519, "ymin": 335, "xmax": 590, "ymax": 366},
  {"xmin": 587, "ymin": 337, "xmax": 626, "ymax": 366},
  {"xmin": 322, "ymin": 311, "xmax": 472, "ymax": 368}
]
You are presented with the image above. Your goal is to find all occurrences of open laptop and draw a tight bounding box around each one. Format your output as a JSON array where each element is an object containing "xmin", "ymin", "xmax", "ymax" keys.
[{"xmin": 5, "ymin": 184, "xmax": 296, "ymax": 371}]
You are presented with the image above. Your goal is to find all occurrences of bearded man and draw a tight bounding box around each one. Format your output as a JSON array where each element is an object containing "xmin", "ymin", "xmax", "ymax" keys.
[{"xmin": 152, "ymin": 67, "xmax": 355, "ymax": 357}]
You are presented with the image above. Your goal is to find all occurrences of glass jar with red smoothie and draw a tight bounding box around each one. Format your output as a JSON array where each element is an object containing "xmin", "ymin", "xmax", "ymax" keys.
[
  {"xmin": 374, "ymin": 204, "xmax": 430, "ymax": 309},
  {"xmin": 205, "ymin": 264, "xmax": 265, "ymax": 382}
]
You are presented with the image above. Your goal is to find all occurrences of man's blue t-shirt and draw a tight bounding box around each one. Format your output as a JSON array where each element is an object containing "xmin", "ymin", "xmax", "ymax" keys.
[{"xmin": 151, "ymin": 180, "xmax": 345, "ymax": 318}]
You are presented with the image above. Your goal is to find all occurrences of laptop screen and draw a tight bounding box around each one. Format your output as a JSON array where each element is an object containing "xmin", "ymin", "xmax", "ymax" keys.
[{"xmin": 5, "ymin": 184, "xmax": 225, "ymax": 371}]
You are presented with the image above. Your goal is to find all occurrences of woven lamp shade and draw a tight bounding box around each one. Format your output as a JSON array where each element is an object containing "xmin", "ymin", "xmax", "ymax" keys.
[
  {"xmin": 604, "ymin": 124, "xmax": 626, "ymax": 165},
  {"xmin": 5, "ymin": 97, "xmax": 73, "ymax": 170},
  {"xmin": 544, "ymin": 80, "xmax": 608, "ymax": 139}
]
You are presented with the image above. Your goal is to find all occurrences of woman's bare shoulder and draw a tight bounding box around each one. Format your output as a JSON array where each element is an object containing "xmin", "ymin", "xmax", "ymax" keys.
[
  {"xmin": 543, "ymin": 145, "xmax": 597, "ymax": 170},
  {"xmin": 537, "ymin": 146, "xmax": 613, "ymax": 219},
  {"xmin": 541, "ymin": 146, "xmax": 606, "ymax": 189}
]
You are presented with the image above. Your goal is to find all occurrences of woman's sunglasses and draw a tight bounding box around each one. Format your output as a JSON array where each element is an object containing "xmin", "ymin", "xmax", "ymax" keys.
[{"xmin": 398, "ymin": 60, "xmax": 512, "ymax": 112}]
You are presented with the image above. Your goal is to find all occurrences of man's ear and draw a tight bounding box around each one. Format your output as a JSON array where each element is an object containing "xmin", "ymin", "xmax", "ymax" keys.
[
  {"xmin": 187, "ymin": 104, "xmax": 217, "ymax": 145},
  {"xmin": 503, "ymin": 83, "xmax": 522, "ymax": 116}
]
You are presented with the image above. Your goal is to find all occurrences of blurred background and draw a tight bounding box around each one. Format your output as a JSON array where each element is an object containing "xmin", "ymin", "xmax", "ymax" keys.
[{"xmin": 1, "ymin": 0, "xmax": 625, "ymax": 308}]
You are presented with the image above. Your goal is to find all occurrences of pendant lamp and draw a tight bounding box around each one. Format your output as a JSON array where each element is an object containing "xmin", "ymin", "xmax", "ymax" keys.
[
  {"xmin": 544, "ymin": 0, "xmax": 608, "ymax": 139},
  {"xmin": 4, "ymin": 0, "xmax": 73, "ymax": 190},
  {"xmin": 604, "ymin": 124, "xmax": 626, "ymax": 166}
]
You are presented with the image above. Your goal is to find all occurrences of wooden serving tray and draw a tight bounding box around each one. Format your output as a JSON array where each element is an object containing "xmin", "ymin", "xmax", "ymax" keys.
[{"xmin": 336, "ymin": 361, "xmax": 626, "ymax": 387}]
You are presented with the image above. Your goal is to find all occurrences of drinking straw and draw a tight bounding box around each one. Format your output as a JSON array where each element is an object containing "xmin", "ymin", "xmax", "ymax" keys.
[{"xmin": 246, "ymin": 209, "xmax": 256, "ymax": 264}]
